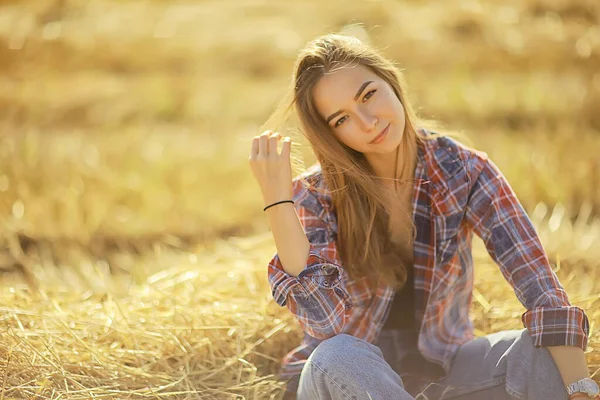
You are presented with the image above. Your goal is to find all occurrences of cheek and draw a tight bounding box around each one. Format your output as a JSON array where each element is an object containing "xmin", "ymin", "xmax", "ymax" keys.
[
  {"xmin": 336, "ymin": 126, "xmax": 364, "ymax": 149},
  {"xmin": 388, "ymin": 97, "xmax": 405, "ymax": 119},
  {"xmin": 388, "ymin": 91, "xmax": 404, "ymax": 111},
  {"xmin": 383, "ymin": 89, "xmax": 403, "ymax": 110},
  {"xmin": 397, "ymin": 101, "xmax": 406, "ymax": 117}
]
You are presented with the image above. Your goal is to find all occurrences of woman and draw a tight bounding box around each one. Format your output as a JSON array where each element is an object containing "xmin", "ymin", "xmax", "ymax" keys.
[{"xmin": 248, "ymin": 34, "xmax": 598, "ymax": 400}]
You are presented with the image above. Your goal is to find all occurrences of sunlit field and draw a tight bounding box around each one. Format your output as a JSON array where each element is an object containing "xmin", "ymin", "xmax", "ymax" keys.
[{"xmin": 0, "ymin": 0, "xmax": 599, "ymax": 398}]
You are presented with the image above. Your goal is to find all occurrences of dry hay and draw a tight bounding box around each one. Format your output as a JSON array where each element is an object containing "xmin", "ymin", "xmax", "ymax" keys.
[
  {"xmin": 1, "ymin": 214, "xmax": 600, "ymax": 399},
  {"xmin": 0, "ymin": 233, "xmax": 302, "ymax": 399}
]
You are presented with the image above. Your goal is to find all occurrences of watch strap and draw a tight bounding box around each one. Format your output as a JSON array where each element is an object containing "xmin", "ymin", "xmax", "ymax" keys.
[{"xmin": 566, "ymin": 378, "xmax": 600, "ymax": 399}]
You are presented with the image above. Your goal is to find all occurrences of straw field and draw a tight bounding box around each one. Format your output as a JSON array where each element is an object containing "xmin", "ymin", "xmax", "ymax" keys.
[{"xmin": 0, "ymin": 0, "xmax": 599, "ymax": 398}]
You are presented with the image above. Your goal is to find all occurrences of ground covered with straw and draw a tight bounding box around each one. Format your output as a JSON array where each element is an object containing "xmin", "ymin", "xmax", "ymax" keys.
[
  {"xmin": 1, "ymin": 0, "xmax": 599, "ymax": 398},
  {"xmin": 1, "ymin": 235, "xmax": 302, "ymax": 399}
]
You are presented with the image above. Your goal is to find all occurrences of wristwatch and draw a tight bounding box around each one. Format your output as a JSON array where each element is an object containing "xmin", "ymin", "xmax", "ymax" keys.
[{"xmin": 566, "ymin": 378, "xmax": 600, "ymax": 399}]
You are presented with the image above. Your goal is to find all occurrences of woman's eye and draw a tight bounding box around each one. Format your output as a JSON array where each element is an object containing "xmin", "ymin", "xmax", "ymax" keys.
[
  {"xmin": 334, "ymin": 116, "xmax": 347, "ymax": 128},
  {"xmin": 363, "ymin": 89, "xmax": 377, "ymax": 102},
  {"xmin": 332, "ymin": 90, "xmax": 376, "ymax": 128}
]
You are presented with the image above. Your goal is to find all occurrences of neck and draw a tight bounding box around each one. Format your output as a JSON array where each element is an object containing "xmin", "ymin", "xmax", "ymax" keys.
[{"xmin": 366, "ymin": 132, "xmax": 418, "ymax": 190}]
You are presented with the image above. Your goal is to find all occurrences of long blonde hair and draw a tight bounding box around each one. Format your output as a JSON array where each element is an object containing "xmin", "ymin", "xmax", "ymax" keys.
[{"xmin": 265, "ymin": 34, "xmax": 453, "ymax": 290}]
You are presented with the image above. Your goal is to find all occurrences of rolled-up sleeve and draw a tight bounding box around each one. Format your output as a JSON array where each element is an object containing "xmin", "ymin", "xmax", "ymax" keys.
[
  {"xmin": 267, "ymin": 179, "xmax": 352, "ymax": 339},
  {"xmin": 464, "ymin": 152, "xmax": 590, "ymax": 350}
]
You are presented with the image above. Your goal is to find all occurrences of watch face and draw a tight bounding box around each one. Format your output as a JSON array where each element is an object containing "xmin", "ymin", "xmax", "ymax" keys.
[{"xmin": 583, "ymin": 379, "xmax": 600, "ymax": 396}]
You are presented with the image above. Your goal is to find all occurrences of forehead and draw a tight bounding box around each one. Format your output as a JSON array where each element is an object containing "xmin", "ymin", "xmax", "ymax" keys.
[{"xmin": 312, "ymin": 63, "xmax": 380, "ymax": 115}]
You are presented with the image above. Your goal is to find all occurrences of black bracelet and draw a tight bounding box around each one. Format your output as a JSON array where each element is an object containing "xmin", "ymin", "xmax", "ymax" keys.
[{"xmin": 263, "ymin": 200, "xmax": 294, "ymax": 211}]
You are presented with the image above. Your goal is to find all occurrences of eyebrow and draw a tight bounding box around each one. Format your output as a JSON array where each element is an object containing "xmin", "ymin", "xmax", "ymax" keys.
[{"xmin": 325, "ymin": 80, "xmax": 374, "ymax": 124}]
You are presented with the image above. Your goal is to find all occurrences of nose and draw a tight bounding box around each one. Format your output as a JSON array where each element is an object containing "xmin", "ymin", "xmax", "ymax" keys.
[{"xmin": 357, "ymin": 109, "xmax": 378, "ymax": 134}]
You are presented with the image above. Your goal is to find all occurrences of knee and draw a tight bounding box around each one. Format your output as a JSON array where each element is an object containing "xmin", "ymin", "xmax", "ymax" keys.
[
  {"xmin": 308, "ymin": 333, "xmax": 374, "ymax": 371},
  {"xmin": 299, "ymin": 333, "xmax": 407, "ymax": 400},
  {"xmin": 307, "ymin": 333, "xmax": 359, "ymax": 370},
  {"xmin": 520, "ymin": 329, "xmax": 561, "ymax": 375},
  {"xmin": 505, "ymin": 329, "xmax": 567, "ymax": 399},
  {"xmin": 298, "ymin": 334, "xmax": 365, "ymax": 399}
]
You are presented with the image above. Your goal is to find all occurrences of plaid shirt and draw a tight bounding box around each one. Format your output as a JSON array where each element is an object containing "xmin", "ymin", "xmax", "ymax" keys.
[{"xmin": 267, "ymin": 131, "xmax": 590, "ymax": 383}]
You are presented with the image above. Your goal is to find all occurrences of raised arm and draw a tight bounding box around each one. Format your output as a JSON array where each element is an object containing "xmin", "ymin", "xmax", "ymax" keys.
[
  {"xmin": 266, "ymin": 178, "xmax": 352, "ymax": 339},
  {"xmin": 249, "ymin": 130, "xmax": 351, "ymax": 339}
]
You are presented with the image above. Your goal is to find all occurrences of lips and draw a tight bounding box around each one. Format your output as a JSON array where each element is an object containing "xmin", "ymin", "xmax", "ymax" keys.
[{"xmin": 370, "ymin": 123, "xmax": 390, "ymax": 144}]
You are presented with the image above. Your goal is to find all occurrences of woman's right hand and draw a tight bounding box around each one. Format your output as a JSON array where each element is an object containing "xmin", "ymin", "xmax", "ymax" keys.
[{"xmin": 248, "ymin": 130, "xmax": 293, "ymax": 207}]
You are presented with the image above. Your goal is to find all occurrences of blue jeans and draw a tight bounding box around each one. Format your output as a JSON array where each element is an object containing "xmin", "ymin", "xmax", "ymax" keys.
[{"xmin": 284, "ymin": 328, "xmax": 567, "ymax": 399}]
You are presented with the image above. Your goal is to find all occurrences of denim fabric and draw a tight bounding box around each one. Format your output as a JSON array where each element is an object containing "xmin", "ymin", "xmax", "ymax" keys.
[{"xmin": 282, "ymin": 328, "xmax": 567, "ymax": 400}]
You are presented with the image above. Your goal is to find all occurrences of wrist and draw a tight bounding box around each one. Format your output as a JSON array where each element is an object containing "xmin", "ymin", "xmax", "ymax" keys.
[
  {"xmin": 263, "ymin": 199, "xmax": 294, "ymax": 212},
  {"xmin": 264, "ymin": 197, "xmax": 291, "ymax": 206},
  {"xmin": 569, "ymin": 394, "xmax": 598, "ymax": 399},
  {"xmin": 566, "ymin": 377, "xmax": 599, "ymax": 399}
]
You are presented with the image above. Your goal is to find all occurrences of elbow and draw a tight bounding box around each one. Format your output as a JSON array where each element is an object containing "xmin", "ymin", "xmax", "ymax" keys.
[{"xmin": 269, "ymin": 261, "xmax": 353, "ymax": 339}]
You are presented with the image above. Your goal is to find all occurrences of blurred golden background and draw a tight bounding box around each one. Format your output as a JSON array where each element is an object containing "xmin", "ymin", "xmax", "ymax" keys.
[{"xmin": 0, "ymin": 0, "xmax": 599, "ymax": 398}]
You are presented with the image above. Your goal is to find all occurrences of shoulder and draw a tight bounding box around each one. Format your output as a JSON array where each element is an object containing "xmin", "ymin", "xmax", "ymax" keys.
[
  {"xmin": 420, "ymin": 131, "xmax": 496, "ymax": 216},
  {"xmin": 421, "ymin": 131, "xmax": 490, "ymax": 187}
]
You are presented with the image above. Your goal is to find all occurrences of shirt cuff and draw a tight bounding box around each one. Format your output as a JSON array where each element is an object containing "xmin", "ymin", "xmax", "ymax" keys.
[
  {"xmin": 269, "ymin": 247, "xmax": 346, "ymax": 307},
  {"xmin": 521, "ymin": 305, "xmax": 590, "ymax": 350}
]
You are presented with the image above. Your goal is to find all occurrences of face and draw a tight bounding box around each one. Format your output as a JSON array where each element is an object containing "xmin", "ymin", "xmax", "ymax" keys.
[{"xmin": 312, "ymin": 63, "xmax": 406, "ymax": 155}]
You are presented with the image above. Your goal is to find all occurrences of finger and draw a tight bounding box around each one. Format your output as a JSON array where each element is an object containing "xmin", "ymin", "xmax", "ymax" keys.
[
  {"xmin": 281, "ymin": 136, "xmax": 291, "ymax": 158},
  {"xmin": 269, "ymin": 132, "xmax": 280, "ymax": 156},
  {"xmin": 250, "ymin": 137, "xmax": 259, "ymax": 156},
  {"xmin": 258, "ymin": 131, "xmax": 270, "ymax": 156}
]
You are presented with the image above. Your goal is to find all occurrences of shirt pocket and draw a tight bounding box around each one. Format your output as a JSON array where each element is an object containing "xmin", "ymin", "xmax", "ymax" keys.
[
  {"xmin": 432, "ymin": 213, "xmax": 467, "ymax": 297},
  {"xmin": 431, "ymin": 167, "xmax": 470, "ymax": 218},
  {"xmin": 428, "ymin": 147, "xmax": 475, "ymax": 300},
  {"xmin": 433, "ymin": 168, "xmax": 470, "ymax": 266},
  {"xmin": 435, "ymin": 212, "xmax": 465, "ymax": 244}
]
